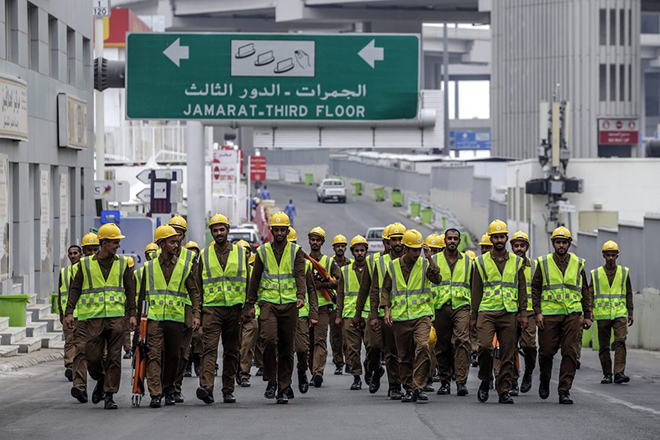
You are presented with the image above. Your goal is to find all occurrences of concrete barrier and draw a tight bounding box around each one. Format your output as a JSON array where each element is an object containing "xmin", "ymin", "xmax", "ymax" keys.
[{"xmin": 629, "ymin": 288, "xmax": 660, "ymax": 351}]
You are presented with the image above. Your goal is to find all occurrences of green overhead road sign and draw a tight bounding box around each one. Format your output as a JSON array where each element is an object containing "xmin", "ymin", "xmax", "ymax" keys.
[{"xmin": 126, "ymin": 33, "xmax": 420, "ymax": 121}]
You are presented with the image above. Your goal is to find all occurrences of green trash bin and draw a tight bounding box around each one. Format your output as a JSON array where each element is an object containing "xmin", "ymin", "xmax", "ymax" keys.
[
  {"xmin": 305, "ymin": 173, "xmax": 313, "ymax": 186},
  {"xmin": 374, "ymin": 187, "xmax": 385, "ymax": 202},
  {"xmin": 391, "ymin": 191, "xmax": 403, "ymax": 207},
  {"xmin": 410, "ymin": 202, "xmax": 421, "ymax": 218},
  {"xmin": 50, "ymin": 292, "xmax": 60, "ymax": 314},
  {"xmin": 0, "ymin": 294, "xmax": 30, "ymax": 327},
  {"xmin": 421, "ymin": 207, "xmax": 433, "ymax": 225},
  {"xmin": 351, "ymin": 182, "xmax": 362, "ymax": 196}
]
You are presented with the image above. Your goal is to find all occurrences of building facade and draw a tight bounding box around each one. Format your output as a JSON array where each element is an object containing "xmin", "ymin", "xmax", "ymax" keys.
[{"xmin": 0, "ymin": 0, "xmax": 94, "ymax": 296}]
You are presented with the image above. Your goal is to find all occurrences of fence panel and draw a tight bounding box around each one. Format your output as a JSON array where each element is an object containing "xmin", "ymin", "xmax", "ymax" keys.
[
  {"xmin": 644, "ymin": 215, "xmax": 660, "ymax": 290},
  {"xmin": 618, "ymin": 223, "xmax": 645, "ymax": 293}
]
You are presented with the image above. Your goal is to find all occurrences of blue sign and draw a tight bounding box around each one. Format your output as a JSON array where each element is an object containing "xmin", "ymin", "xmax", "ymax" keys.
[{"xmin": 450, "ymin": 130, "xmax": 491, "ymax": 150}]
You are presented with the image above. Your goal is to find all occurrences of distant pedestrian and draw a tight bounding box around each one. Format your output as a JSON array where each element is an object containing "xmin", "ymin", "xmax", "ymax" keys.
[
  {"xmin": 262, "ymin": 186, "xmax": 271, "ymax": 200},
  {"xmin": 284, "ymin": 200, "xmax": 297, "ymax": 227}
]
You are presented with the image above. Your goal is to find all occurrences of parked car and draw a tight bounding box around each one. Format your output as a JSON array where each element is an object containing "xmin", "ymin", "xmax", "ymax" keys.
[
  {"xmin": 317, "ymin": 178, "xmax": 347, "ymax": 203},
  {"xmin": 227, "ymin": 228, "xmax": 261, "ymax": 252},
  {"xmin": 365, "ymin": 227, "xmax": 385, "ymax": 254}
]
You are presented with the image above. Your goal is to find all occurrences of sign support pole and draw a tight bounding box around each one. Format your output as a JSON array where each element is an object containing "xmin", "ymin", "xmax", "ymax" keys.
[
  {"xmin": 187, "ymin": 121, "xmax": 205, "ymax": 247},
  {"xmin": 95, "ymin": 17, "xmax": 105, "ymax": 180}
]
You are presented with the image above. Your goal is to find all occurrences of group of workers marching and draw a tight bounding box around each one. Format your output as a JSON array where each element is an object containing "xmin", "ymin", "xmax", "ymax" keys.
[{"xmin": 57, "ymin": 210, "xmax": 633, "ymax": 409}]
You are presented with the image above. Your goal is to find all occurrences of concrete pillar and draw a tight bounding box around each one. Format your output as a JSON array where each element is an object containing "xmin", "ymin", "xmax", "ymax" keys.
[
  {"xmin": 12, "ymin": 162, "xmax": 34, "ymax": 293},
  {"xmin": 186, "ymin": 121, "xmax": 206, "ymax": 247}
]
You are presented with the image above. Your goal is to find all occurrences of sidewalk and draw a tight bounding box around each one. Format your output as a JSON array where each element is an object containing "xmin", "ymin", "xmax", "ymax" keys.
[{"xmin": 0, "ymin": 348, "xmax": 63, "ymax": 373}]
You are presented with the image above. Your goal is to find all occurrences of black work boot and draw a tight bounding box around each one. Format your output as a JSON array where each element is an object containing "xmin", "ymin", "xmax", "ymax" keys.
[
  {"xmin": 364, "ymin": 362, "xmax": 372, "ymax": 386},
  {"xmin": 149, "ymin": 396, "xmax": 162, "ymax": 408},
  {"xmin": 350, "ymin": 376, "xmax": 362, "ymax": 390},
  {"xmin": 400, "ymin": 390, "xmax": 414, "ymax": 402},
  {"xmin": 369, "ymin": 367, "xmax": 384, "ymax": 394},
  {"xmin": 71, "ymin": 386, "xmax": 88, "ymax": 403},
  {"xmin": 334, "ymin": 364, "xmax": 343, "ymax": 375},
  {"xmin": 498, "ymin": 392, "xmax": 514, "ymax": 404},
  {"xmin": 510, "ymin": 381, "xmax": 519, "ymax": 396},
  {"xmin": 456, "ymin": 382, "xmax": 469, "ymax": 396},
  {"xmin": 91, "ymin": 380, "xmax": 105, "ymax": 405},
  {"xmin": 539, "ymin": 379, "xmax": 550, "ymax": 400},
  {"xmin": 193, "ymin": 354, "xmax": 201, "ymax": 376},
  {"xmin": 520, "ymin": 373, "xmax": 533, "ymax": 393},
  {"xmin": 437, "ymin": 381, "xmax": 450, "ymax": 395},
  {"xmin": 104, "ymin": 393, "xmax": 118, "ymax": 410},
  {"xmin": 559, "ymin": 392, "xmax": 573, "ymax": 404},
  {"xmin": 65, "ymin": 367, "xmax": 73, "ymax": 382},
  {"xmin": 477, "ymin": 380, "xmax": 490, "ymax": 403},
  {"xmin": 283, "ymin": 386, "xmax": 295, "ymax": 400},
  {"xmin": 415, "ymin": 389, "xmax": 429, "ymax": 403},
  {"xmin": 601, "ymin": 374, "xmax": 613, "ymax": 384},
  {"xmin": 173, "ymin": 392, "xmax": 184, "ymax": 403},
  {"xmin": 614, "ymin": 372, "xmax": 630, "ymax": 384},
  {"xmin": 196, "ymin": 386, "xmax": 214, "ymax": 404},
  {"xmin": 298, "ymin": 371, "xmax": 309, "ymax": 394},
  {"xmin": 312, "ymin": 373, "xmax": 324, "ymax": 388},
  {"xmin": 423, "ymin": 379, "xmax": 434, "ymax": 393},
  {"xmin": 222, "ymin": 391, "xmax": 236, "ymax": 403},
  {"xmin": 264, "ymin": 381, "xmax": 277, "ymax": 399},
  {"xmin": 164, "ymin": 394, "xmax": 176, "ymax": 406},
  {"xmin": 388, "ymin": 386, "xmax": 402, "ymax": 400}
]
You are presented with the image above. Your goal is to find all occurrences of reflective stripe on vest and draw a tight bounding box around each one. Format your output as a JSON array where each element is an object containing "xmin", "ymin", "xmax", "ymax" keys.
[
  {"xmin": 299, "ymin": 260, "xmax": 313, "ymax": 318},
  {"xmin": 538, "ymin": 253, "xmax": 584, "ymax": 315},
  {"xmin": 388, "ymin": 257, "xmax": 433, "ymax": 322},
  {"xmin": 317, "ymin": 254, "xmax": 335, "ymax": 308},
  {"xmin": 524, "ymin": 260, "xmax": 534, "ymax": 312},
  {"xmin": 60, "ymin": 265, "xmax": 79, "ymax": 318},
  {"xmin": 592, "ymin": 265, "xmax": 628, "ymax": 321},
  {"xmin": 145, "ymin": 251, "xmax": 193, "ymax": 323},
  {"xmin": 432, "ymin": 252, "xmax": 472, "ymax": 310},
  {"xmin": 475, "ymin": 253, "xmax": 521, "ymax": 313},
  {"xmin": 257, "ymin": 242, "xmax": 299, "ymax": 305},
  {"xmin": 341, "ymin": 262, "xmax": 370, "ymax": 319},
  {"xmin": 78, "ymin": 256, "xmax": 127, "ymax": 321},
  {"xmin": 201, "ymin": 244, "xmax": 247, "ymax": 307}
]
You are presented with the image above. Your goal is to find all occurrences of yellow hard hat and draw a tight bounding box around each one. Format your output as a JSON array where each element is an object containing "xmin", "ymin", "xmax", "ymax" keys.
[
  {"xmin": 465, "ymin": 250, "xmax": 477, "ymax": 259},
  {"xmin": 287, "ymin": 227, "xmax": 298, "ymax": 242},
  {"xmin": 602, "ymin": 240, "xmax": 619, "ymax": 252},
  {"xmin": 184, "ymin": 241, "xmax": 200, "ymax": 252},
  {"xmin": 382, "ymin": 225, "xmax": 392, "ymax": 239},
  {"xmin": 82, "ymin": 232, "xmax": 100, "ymax": 247},
  {"xmin": 402, "ymin": 229, "xmax": 423, "ymax": 249},
  {"xmin": 145, "ymin": 242, "xmax": 159, "ymax": 253},
  {"xmin": 169, "ymin": 215, "xmax": 187, "ymax": 231},
  {"xmin": 236, "ymin": 239, "xmax": 250, "ymax": 248},
  {"xmin": 154, "ymin": 225, "xmax": 179, "ymax": 243},
  {"xmin": 97, "ymin": 223, "xmax": 125, "ymax": 240},
  {"xmin": 350, "ymin": 235, "xmax": 368, "ymax": 249},
  {"xmin": 126, "ymin": 256, "xmax": 135, "ymax": 268},
  {"xmin": 438, "ymin": 234, "xmax": 446, "ymax": 247},
  {"xmin": 309, "ymin": 226, "xmax": 326, "ymax": 239},
  {"xmin": 425, "ymin": 234, "xmax": 443, "ymax": 249},
  {"xmin": 270, "ymin": 212, "xmax": 291, "ymax": 227},
  {"xmin": 388, "ymin": 222, "xmax": 406, "ymax": 238},
  {"xmin": 208, "ymin": 213, "xmax": 230, "ymax": 228},
  {"xmin": 551, "ymin": 226, "xmax": 572, "ymax": 240},
  {"xmin": 510, "ymin": 230, "xmax": 530, "ymax": 244},
  {"xmin": 488, "ymin": 219, "xmax": 508, "ymax": 236},
  {"xmin": 248, "ymin": 253, "xmax": 256, "ymax": 265},
  {"xmin": 479, "ymin": 234, "xmax": 492, "ymax": 246},
  {"xmin": 429, "ymin": 326, "xmax": 437, "ymax": 347},
  {"xmin": 332, "ymin": 234, "xmax": 347, "ymax": 246}
]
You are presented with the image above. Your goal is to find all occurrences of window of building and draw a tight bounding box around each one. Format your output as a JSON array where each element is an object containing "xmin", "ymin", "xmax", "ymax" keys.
[
  {"xmin": 619, "ymin": 64, "xmax": 626, "ymax": 101},
  {"xmin": 645, "ymin": 72, "xmax": 658, "ymax": 117},
  {"xmin": 620, "ymin": 9, "xmax": 626, "ymax": 46},
  {"xmin": 599, "ymin": 9, "xmax": 607, "ymax": 45},
  {"xmin": 48, "ymin": 15, "xmax": 56, "ymax": 77},
  {"xmin": 5, "ymin": 0, "xmax": 14, "ymax": 61},
  {"xmin": 610, "ymin": 8, "xmax": 617, "ymax": 45},
  {"xmin": 629, "ymin": 64, "xmax": 633, "ymax": 103},
  {"xmin": 518, "ymin": 188, "xmax": 525, "ymax": 221},
  {"xmin": 67, "ymin": 27, "xmax": 74, "ymax": 84},
  {"xmin": 599, "ymin": 64, "xmax": 607, "ymax": 102},
  {"xmin": 83, "ymin": 37, "xmax": 90, "ymax": 91},
  {"xmin": 609, "ymin": 64, "xmax": 616, "ymax": 102},
  {"xmin": 27, "ymin": 2, "xmax": 37, "ymax": 70},
  {"xmin": 641, "ymin": 14, "xmax": 659, "ymax": 34}
]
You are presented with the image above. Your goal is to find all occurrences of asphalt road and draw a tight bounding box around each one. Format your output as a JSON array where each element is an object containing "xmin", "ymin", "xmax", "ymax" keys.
[{"xmin": 1, "ymin": 182, "xmax": 659, "ymax": 440}]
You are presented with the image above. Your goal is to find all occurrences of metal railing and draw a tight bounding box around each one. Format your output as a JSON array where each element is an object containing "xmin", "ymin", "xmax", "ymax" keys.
[{"xmin": 104, "ymin": 124, "xmax": 187, "ymax": 163}]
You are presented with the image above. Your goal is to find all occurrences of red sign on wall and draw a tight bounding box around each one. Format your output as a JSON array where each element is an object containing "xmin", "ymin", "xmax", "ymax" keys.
[
  {"xmin": 249, "ymin": 156, "xmax": 267, "ymax": 181},
  {"xmin": 598, "ymin": 119, "xmax": 639, "ymax": 145}
]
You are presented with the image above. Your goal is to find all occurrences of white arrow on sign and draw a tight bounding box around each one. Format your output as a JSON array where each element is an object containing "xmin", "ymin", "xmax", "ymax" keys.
[
  {"xmin": 358, "ymin": 39, "xmax": 384, "ymax": 69},
  {"xmin": 136, "ymin": 169, "xmax": 152, "ymax": 184},
  {"xmin": 136, "ymin": 188, "xmax": 151, "ymax": 203},
  {"xmin": 164, "ymin": 38, "xmax": 189, "ymax": 67}
]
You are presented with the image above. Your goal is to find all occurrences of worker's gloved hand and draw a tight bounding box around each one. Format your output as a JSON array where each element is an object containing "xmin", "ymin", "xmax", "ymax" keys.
[
  {"xmin": 192, "ymin": 317, "xmax": 201, "ymax": 331},
  {"xmin": 129, "ymin": 316, "xmax": 137, "ymax": 331}
]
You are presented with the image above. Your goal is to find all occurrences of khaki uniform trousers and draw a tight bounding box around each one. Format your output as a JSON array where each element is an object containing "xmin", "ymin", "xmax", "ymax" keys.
[
  {"xmin": 72, "ymin": 319, "xmax": 88, "ymax": 389},
  {"xmin": 122, "ymin": 316, "xmax": 132, "ymax": 353},
  {"xmin": 538, "ymin": 312, "xmax": 582, "ymax": 393},
  {"xmin": 173, "ymin": 305, "xmax": 194, "ymax": 394},
  {"xmin": 199, "ymin": 304, "xmax": 242, "ymax": 393},
  {"xmin": 85, "ymin": 317, "xmax": 124, "ymax": 394},
  {"xmin": 63, "ymin": 324, "xmax": 75, "ymax": 367},
  {"xmin": 434, "ymin": 304, "xmax": 471, "ymax": 384},
  {"xmin": 392, "ymin": 316, "xmax": 432, "ymax": 391},
  {"xmin": 328, "ymin": 307, "xmax": 344, "ymax": 368},
  {"xmin": 294, "ymin": 317, "xmax": 311, "ymax": 373},
  {"xmin": 259, "ymin": 302, "xmax": 298, "ymax": 390},
  {"xmin": 239, "ymin": 318, "xmax": 259, "ymax": 379},
  {"xmin": 597, "ymin": 317, "xmax": 628, "ymax": 376},
  {"xmin": 476, "ymin": 311, "xmax": 517, "ymax": 395},
  {"xmin": 513, "ymin": 316, "xmax": 537, "ymax": 382},
  {"xmin": 146, "ymin": 320, "xmax": 184, "ymax": 397},
  {"xmin": 312, "ymin": 306, "xmax": 332, "ymax": 375},
  {"xmin": 342, "ymin": 319, "xmax": 365, "ymax": 376}
]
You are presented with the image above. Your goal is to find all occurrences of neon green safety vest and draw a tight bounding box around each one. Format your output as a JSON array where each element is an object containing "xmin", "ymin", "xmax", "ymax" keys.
[
  {"xmin": 77, "ymin": 256, "xmax": 128, "ymax": 321},
  {"xmin": 474, "ymin": 253, "xmax": 522, "ymax": 313},
  {"xmin": 538, "ymin": 253, "xmax": 585, "ymax": 315},
  {"xmin": 388, "ymin": 257, "xmax": 433, "ymax": 322},
  {"xmin": 201, "ymin": 244, "xmax": 247, "ymax": 307},
  {"xmin": 524, "ymin": 261, "xmax": 534, "ymax": 312},
  {"xmin": 317, "ymin": 254, "xmax": 335, "ymax": 308},
  {"xmin": 257, "ymin": 242, "xmax": 300, "ymax": 305},
  {"xmin": 592, "ymin": 265, "xmax": 628, "ymax": 321},
  {"xmin": 364, "ymin": 254, "xmax": 385, "ymax": 317},
  {"xmin": 135, "ymin": 266, "xmax": 144, "ymax": 289},
  {"xmin": 144, "ymin": 251, "xmax": 194, "ymax": 322},
  {"xmin": 299, "ymin": 260, "xmax": 313, "ymax": 318},
  {"xmin": 341, "ymin": 262, "xmax": 370, "ymax": 319},
  {"xmin": 432, "ymin": 252, "xmax": 472, "ymax": 310},
  {"xmin": 60, "ymin": 264, "xmax": 79, "ymax": 318}
]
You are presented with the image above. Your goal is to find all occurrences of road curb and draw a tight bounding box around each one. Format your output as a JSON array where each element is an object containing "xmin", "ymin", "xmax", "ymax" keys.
[{"xmin": 0, "ymin": 350, "xmax": 63, "ymax": 373}]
